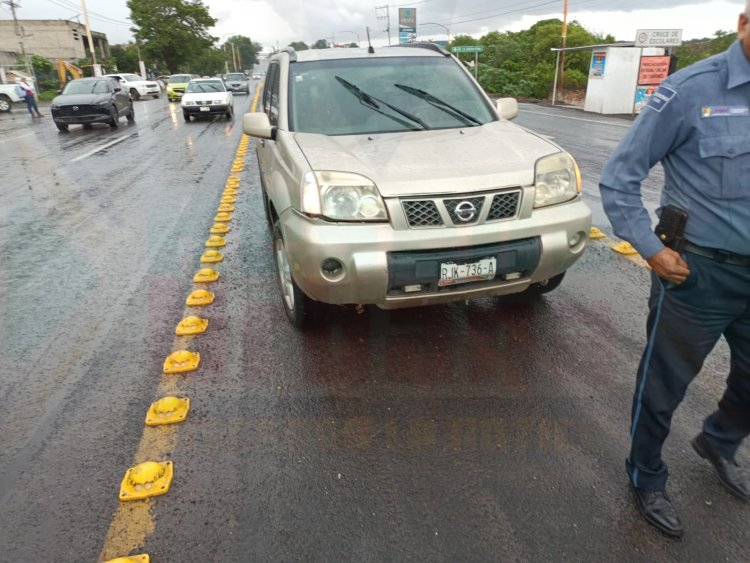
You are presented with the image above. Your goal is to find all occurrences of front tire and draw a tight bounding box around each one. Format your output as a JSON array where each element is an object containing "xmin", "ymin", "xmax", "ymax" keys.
[
  {"xmin": 0, "ymin": 94, "xmax": 11, "ymax": 113},
  {"xmin": 225, "ymin": 106, "xmax": 233, "ymax": 120},
  {"xmin": 129, "ymin": 88, "xmax": 140, "ymax": 101},
  {"xmin": 109, "ymin": 106, "xmax": 119, "ymax": 128},
  {"xmin": 272, "ymin": 221, "xmax": 324, "ymax": 329},
  {"xmin": 126, "ymin": 103, "xmax": 135, "ymax": 123},
  {"xmin": 152, "ymin": 93, "xmax": 160, "ymax": 99},
  {"xmin": 498, "ymin": 272, "xmax": 566, "ymax": 303},
  {"xmin": 55, "ymin": 121, "xmax": 68, "ymax": 132},
  {"xmin": 183, "ymin": 112, "xmax": 191, "ymax": 122}
]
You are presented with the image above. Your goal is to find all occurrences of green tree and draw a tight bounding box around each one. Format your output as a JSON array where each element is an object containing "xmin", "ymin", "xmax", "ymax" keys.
[
  {"xmin": 673, "ymin": 29, "xmax": 735, "ymax": 69},
  {"xmin": 289, "ymin": 41, "xmax": 309, "ymax": 51},
  {"xmin": 223, "ymin": 35, "xmax": 263, "ymax": 71},
  {"xmin": 127, "ymin": 0, "xmax": 217, "ymax": 72},
  {"xmin": 311, "ymin": 39, "xmax": 329, "ymax": 49},
  {"xmin": 109, "ymin": 44, "xmax": 140, "ymax": 73},
  {"xmin": 191, "ymin": 47, "xmax": 225, "ymax": 76}
]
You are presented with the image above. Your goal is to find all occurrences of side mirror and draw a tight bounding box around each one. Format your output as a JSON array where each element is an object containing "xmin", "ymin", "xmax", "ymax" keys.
[
  {"xmin": 496, "ymin": 98, "xmax": 518, "ymax": 121},
  {"xmin": 243, "ymin": 112, "xmax": 275, "ymax": 139},
  {"xmin": 113, "ymin": 86, "xmax": 121, "ymax": 92},
  {"xmin": 57, "ymin": 89, "xmax": 63, "ymax": 94}
]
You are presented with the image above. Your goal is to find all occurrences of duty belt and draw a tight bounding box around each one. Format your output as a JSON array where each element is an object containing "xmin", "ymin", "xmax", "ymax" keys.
[{"xmin": 684, "ymin": 241, "xmax": 750, "ymax": 267}]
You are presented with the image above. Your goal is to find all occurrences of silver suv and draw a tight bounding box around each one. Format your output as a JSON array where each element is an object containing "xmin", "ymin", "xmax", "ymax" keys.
[{"xmin": 243, "ymin": 44, "xmax": 591, "ymax": 327}]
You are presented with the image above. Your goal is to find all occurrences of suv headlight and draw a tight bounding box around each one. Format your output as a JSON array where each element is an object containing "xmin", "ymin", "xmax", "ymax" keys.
[
  {"xmin": 533, "ymin": 152, "xmax": 581, "ymax": 208},
  {"xmin": 301, "ymin": 171, "xmax": 388, "ymax": 222}
]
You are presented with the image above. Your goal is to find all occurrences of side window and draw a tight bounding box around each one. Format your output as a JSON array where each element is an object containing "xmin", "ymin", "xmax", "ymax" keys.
[
  {"xmin": 269, "ymin": 67, "xmax": 280, "ymax": 126},
  {"xmin": 262, "ymin": 64, "xmax": 276, "ymax": 117}
]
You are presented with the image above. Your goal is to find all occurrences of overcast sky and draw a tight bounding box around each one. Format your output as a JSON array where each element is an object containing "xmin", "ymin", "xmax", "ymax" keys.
[{"xmin": 2, "ymin": 0, "xmax": 746, "ymax": 49}]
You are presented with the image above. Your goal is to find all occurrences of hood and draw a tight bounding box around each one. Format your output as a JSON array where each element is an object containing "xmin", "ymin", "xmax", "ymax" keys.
[
  {"xmin": 293, "ymin": 121, "xmax": 559, "ymax": 197},
  {"xmin": 52, "ymin": 93, "xmax": 111, "ymax": 106}
]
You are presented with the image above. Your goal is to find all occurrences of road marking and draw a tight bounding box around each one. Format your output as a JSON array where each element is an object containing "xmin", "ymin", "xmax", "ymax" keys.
[
  {"xmin": 0, "ymin": 132, "xmax": 34, "ymax": 144},
  {"xmin": 98, "ymin": 84, "xmax": 262, "ymax": 562},
  {"xmin": 70, "ymin": 134, "xmax": 134, "ymax": 162},
  {"xmin": 519, "ymin": 109, "xmax": 631, "ymax": 128}
]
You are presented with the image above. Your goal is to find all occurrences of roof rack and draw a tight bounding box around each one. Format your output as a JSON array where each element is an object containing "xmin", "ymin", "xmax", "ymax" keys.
[
  {"xmin": 281, "ymin": 46, "xmax": 297, "ymax": 63},
  {"xmin": 390, "ymin": 42, "xmax": 450, "ymax": 57}
]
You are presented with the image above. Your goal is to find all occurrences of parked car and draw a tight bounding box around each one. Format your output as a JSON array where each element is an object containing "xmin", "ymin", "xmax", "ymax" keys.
[
  {"xmin": 103, "ymin": 73, "xmax": 160, "ymax": 100},
  {"xmin": 50, "ymin": 77, "xmax": 134, "ymax": 131},
  {"xmin": 181, "ymin": 78, "xmax": 233, "ymax": 121},
  {"xmin": 242, "ymin": 44, "xmax": 591, "ymax": 328},
  {"xmin": 0, "ymin": 82, "xmax": 23, "ymax": 112},
  {"xmin": 224, "ymin": 72, "xmax": 250, "ymax": 94},
  {"xmin": 166, "ymin": 74, "xmax": 192, "ymax": 102}
]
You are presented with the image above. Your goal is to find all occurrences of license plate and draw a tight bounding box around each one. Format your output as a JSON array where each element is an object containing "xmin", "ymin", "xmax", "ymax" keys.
[
  {"xmin": 439, "ymin": 258, "xmax": 496, "ymax": 286},
  {"xmin": 200, "ymin": 106, "xmax": 210, "ymax": 112}
]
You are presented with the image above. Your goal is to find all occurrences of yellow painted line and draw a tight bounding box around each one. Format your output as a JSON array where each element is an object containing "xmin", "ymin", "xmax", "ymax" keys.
[{"xmin": 98, "ymin": 84, "xmax": 262, "ymax": 561}]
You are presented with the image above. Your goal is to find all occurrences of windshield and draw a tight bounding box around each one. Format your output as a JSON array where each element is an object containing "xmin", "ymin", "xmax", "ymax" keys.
[
  {"xmin": 121, "ymin": 74, "xmax": 141, "ymax": 82},
  {"xmin": 62, "ymin": 80, "xmax": 111, "ymax": 95},
  {"xmin": 225, "ymin": 73, "xmax": 246, "ymax": 81},
  {"xmin": 169, "ymin": 75, "xmax": 192, "ymax": 84},
  {"xmin": 289, "ymin": 56, "xmax": 495, "ymax": 135},
  {"xmin": 186, "ymin": 80, "xmax": 225, "ymax": 93}
]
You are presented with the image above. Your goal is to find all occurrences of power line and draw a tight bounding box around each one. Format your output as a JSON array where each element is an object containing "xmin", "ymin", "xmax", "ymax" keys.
[{"xmin": 43, "ymin": 0, "xmax": 131, "ymax": 26}]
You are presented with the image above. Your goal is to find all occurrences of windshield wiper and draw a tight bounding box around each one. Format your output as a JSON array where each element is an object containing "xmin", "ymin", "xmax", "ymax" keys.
[
  {"xmin": 394, "ymin": 83, "xmax": 482, "ymax": 126},
  {"xmin": 334, "ymin": 76, "xmax": 429, "ymax": 130}
]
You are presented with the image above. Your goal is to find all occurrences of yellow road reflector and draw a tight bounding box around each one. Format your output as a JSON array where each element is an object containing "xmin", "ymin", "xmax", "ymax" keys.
[
  {"xmin": 223, "ymin": 190, "xmax": 238, "ymax": 197},
  {"xmin": 612, "ymin": 241, "xmax": 639, "ymax": 256},
  {"xmin": 145, "ymin": 396, "xmax": 190, "ymax": 426},
  {"xmin": 221, "ymin": 196, "xmax": 236, "ymax": 204},
  {"xmin": 104, "ymin": 555, "xmax": 150, "ymax": 563},
  {"xmin": 201, "ymin": 249, "xmax": 224, "ymax": 263},
  {"xmin": 163, "ymin": 350, "xmax": 200, "ymax": 374},
  {"xmin": 210, "ymin": 223, "xmax": 229, "ymax": 235},
  {"xmin": 224, "ymin": 183, "xmax": 239, "ymax": 191},
  {"xmin": 175, "ymin": 316, "xmax": 208, "ymax": 335},
  {"xmin": 230, "ymin": 168, "xmax": 243, "ymax": 173},
  {"xmin": 589, "ymin": 227, "xmax": 606, "ymax": 239},
  {"xmin": 205, "ymin": 235, "xmax": 226, "ymax": 247},
  {"xmin": 227, "ymin": 175, "xmax": 240, "ymax": 183},
  {"xmin": 186, "ymin": 289, "xmax": 214, "ymax": 306},
  {"xmin": 218, "ymin": 203, "xmax": 235, "ymax": 212},
  {"xmin": 214, "ymin": 212, "xmax": 232, "ymax": 222},
  {"xmin": 194, "ymin": 268, "xmax": 220, "ymax": 283},
  {"xmin": 119, "ymin": 461, "xmax": 174, "ymax": 501}
]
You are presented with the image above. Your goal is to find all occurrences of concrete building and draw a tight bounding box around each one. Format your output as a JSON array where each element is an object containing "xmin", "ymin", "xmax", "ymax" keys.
[{"xmin": 0, "ymin": 19, "xmax": 109, "ymax": 62}]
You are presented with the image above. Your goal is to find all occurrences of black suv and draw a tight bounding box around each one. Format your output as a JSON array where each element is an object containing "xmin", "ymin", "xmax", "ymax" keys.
[{"xmin": 50, "ymin": 77, "xmax": 134, "ymax": 132}]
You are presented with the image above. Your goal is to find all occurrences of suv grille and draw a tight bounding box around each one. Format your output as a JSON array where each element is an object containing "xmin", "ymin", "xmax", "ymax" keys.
[
  {"xmin": 402, "ymin": 189, "xmax": 522, "ymax": 228},
  {"xmin": 487, "ymin": 192, "xmax": 520, "ymax": 220},
  {"xmin": 403, "ymin": 201, "xmax": 441, "ymax": 226}
]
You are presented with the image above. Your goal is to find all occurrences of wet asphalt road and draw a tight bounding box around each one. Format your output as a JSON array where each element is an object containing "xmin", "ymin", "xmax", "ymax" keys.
[{"xmin": 0, "ymin": 95, "xmax": 748, "ymax": 562}]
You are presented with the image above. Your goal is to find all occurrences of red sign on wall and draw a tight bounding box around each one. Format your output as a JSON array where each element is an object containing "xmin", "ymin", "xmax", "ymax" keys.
[{"xmin": 638, "ymin": 56, "xmax": 671, "ymax": 85}]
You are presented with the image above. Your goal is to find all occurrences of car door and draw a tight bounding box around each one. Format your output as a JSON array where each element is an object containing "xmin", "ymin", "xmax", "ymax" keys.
[{"xmin": 256, "ymin": 62, "xmax": 280, "ymax": 189}]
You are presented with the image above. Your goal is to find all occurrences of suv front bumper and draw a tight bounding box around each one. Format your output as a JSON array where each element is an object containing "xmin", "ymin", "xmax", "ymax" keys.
[{"xmin": 280, "ymin": 196, "xmax": 591, "ymax": 309}]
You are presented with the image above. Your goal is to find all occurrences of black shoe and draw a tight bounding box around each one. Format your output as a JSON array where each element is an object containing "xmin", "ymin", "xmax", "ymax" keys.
[
  {"xmin": 630, "ymin": 484, "xmax": 684, "ymax": 537},
  {"xmin": 692, "ymin": 433, "xmax": 750, "ymax": 501}
]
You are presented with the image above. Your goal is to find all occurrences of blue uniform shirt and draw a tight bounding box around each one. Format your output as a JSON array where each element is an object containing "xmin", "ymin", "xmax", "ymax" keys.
[{"xmin": 600, "ymin": 40, "xmax": 750, "ymax": 259}]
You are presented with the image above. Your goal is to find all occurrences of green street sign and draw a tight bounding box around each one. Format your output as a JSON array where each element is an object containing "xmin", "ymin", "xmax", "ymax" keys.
[{"xmin": 452, "ymin": 46, "xmax": 484, "ymax": 53}]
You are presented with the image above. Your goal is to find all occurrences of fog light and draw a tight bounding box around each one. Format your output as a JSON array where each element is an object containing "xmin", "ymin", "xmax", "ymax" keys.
[
  {"xmin": 321, "ymin": 258, "xmax": 343, "ymax": 276},
  {"xmin": 569, "ymin": 232, "xmax": 583, "ymax": 247},
  {"xmin": 404, "ymin": 284, "xmax": 422, "ymax": 293}
]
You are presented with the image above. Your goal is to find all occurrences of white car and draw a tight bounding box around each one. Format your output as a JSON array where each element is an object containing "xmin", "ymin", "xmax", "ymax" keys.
[
  {"xmin": 181, "ymin": 78, "xmax": 234, "ymax": 122},
  {"xmin": 103, "ymin": 73, "xmax": 160, "ymax": 101}
]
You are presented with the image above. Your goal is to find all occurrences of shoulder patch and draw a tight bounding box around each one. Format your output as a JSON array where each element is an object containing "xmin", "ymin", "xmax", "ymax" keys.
[{"xmin": 645, "ymin": 86, "xmax": 677, "ymax": 113}]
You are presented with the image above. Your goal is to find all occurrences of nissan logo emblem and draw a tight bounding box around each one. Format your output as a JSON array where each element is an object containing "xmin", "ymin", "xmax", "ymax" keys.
[
  {"xmin": 454, "ymin": 201, "xmax": 476, "ymax": 222},
  {"xmin": 72, "ymin": 106, "xmax": 79, "ymax": 111}
]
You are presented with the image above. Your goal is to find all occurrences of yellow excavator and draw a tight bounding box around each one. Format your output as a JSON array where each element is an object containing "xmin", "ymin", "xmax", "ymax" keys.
[{"xmin": 57, "ymin": 60, "xmax": 83, "ymax": 87}]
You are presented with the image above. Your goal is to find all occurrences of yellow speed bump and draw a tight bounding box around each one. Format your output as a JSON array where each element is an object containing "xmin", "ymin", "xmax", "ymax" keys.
[
  {"xmin": 194, "ymin": 268, "xmax": 220, "ymax": 283},
  {"xmin": 612, "ymin": 241, "xmax": 639, "ymax": 256},
  {"xmin": 223, "ymin": 190, "xmax": 238, "ymax": 197},
  {"xmin": 145, "ymin": 396, "xmax": 190, "ymax": 426},
  {"xmin": 210, "ymin": 223, "xmax": 229, "ymax": 235},
  {"xmin": 201, "ymin": 249, "xmax": 224, "ymax": 263},
  {"xmin": 230, "ymin": 168, "xmax": 243, "ymax": 173},
  {"xmin": 589, "ymin": 227, "xmax": 606, "ymax": 239},
  {"xmin": 214, "ymin": 212, "xmax": 232, "ymax": 222},
  {"xmin": 163, "ymin": 350, "xmax": 200, "ymax": 374},
  {"xmin": 175, "ymin": 315, "xmax": 208, "ymax": 335},
  {"xmin": 205, "ymin": 235, "xmax": 226, "ymax": 247},
  {"xmin": 104, "ymin": 555, "xmax": 150, "ymax": 563},
  {"xmin": 227, "ymin": 175, "xmax": 240, "ymax": 183},
  {"xmin": 218, "ymin": 203, "xmax": 235, "ymax": 212},
  {"xmin": 220, "ymin": 197, "xmax": 236, "ymax": 205},
  {"xmin": 186, "ymin": 289, "xmax": 214, "ymax": 306},
  {"xmin": 119, "ymin": 461, "xmax": 173, "ymax": 501}
]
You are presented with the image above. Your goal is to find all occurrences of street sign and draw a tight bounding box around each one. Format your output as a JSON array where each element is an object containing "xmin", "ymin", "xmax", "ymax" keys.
[
  {"xmin": 451, "ymin": 45, "xmax": 484, "ymax": 53},
  {"xmin": 634, "ymin": 29, "xmax": 683, "ymax": 48}
]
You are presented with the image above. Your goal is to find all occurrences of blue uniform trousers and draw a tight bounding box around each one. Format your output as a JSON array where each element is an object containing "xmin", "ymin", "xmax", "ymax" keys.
[
  {"xmin": 23, "ymin": 94, "xmax": 40, "ymax": 116},
  {"xmin": 627, "ymin": 251, "xmax": 750, "ymax": 491}
]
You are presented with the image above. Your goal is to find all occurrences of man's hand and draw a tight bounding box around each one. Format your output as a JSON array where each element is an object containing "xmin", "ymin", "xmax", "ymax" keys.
[{"xmin": 647, "ymin": 247, "xmax": 690, "ymax": 284}]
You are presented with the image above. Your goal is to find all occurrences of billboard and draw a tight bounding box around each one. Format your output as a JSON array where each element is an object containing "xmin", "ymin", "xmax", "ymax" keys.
[
  {"xmin": 638, "ymin": 56, "xmax": 671, "ymax": 85},
  {"xmin": 399, "ymin": 8, "xmax": 416, "ymax": 44}
]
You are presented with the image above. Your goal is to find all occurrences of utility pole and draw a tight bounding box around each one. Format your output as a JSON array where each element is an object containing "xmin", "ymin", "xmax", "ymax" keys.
[
  {"xmin": 231, "ymin": 43, "xmax": 238, "ymax": 72},
  {"xmin": 80, "ymin": 0, "xmax": 98, "ymax": 68},
  {"xmin": 375, "ymin": 5, "xmax": 391, "ymax": 46},
  {"xmin": 4, "ymin": 0, "xmax": 35, "ymax": 85},
  {"xmin": 557, "ymin": 0, "xmax": 569, "ymax": 104}
]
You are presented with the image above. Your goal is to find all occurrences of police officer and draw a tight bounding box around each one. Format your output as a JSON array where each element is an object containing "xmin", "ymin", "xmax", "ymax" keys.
[{"xmin": 599, "ymin": 4, "xmax": 750, "ymax": 537}]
